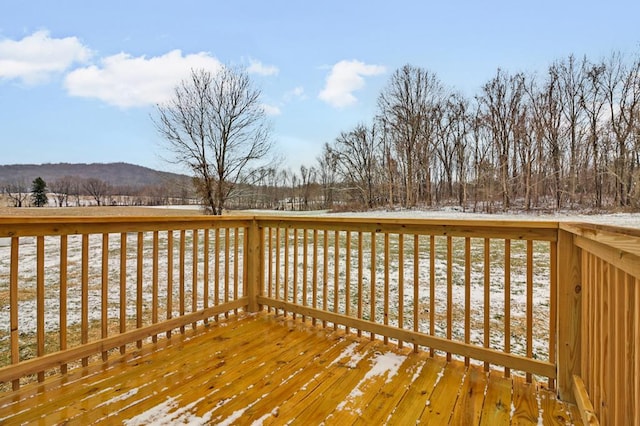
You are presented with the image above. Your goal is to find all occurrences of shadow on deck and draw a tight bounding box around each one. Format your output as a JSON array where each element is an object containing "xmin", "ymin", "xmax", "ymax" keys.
[{"xmin": 0, "ymin": 313, "xmax": 581, "ymax": 425}]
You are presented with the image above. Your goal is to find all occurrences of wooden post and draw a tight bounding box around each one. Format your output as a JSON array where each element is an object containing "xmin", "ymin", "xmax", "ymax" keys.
[
  {"xmin": 557, "ymin": 228, "xmax": 582, "ymax": 402},
  {"xmin": 246, "ymin": 218, "xmax": 262, "ymax": 312}
]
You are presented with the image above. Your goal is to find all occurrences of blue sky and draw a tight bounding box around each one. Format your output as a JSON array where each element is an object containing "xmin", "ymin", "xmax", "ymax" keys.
[{"xmin": 1, "ymin": 1, "xmax": 639, "ymax": 174}]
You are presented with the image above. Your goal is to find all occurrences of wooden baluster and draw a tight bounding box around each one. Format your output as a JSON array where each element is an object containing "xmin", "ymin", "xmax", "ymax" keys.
[
  {"xmin": 414, "ymin": 235, "xmax": 419, "ymax": 353},
  {"xmin": 192, "ymin": 229, "xmax": 198, "ymax": 329},
  {"xmin": 384, "ymin": 233, "xmax": 390, "ymax": 345},
  {"xmin": 101, "ymin": 234, "xmax": 109, "ymax": 360},
  {"xmin": 36, "ymin": 236, "xmax": 45, "ymax": 381},
  {"xmin": 152, "ymin": 231, "xmax": 159, "ymax": 342},
  {"xmin": 10, "ymin": 237, "xmax": 19, "ymax": 390},
  {"xmin": 120, "ymin": 233, "xmax": 127, "ymax": 353},
  {"xmin": 429, "ymin": 235, "xmax": 435, "ymax": 357},
  {"xmin": 214, "ymin": 228, "xmax": 220, "ymax": 321},
  {"xmin": 358, "ymin": 231, "xmax": 363, "ymax": 338},
  {"xmin": 484, "ymin": 237, "xmax": 490, "ymax": 372},
  {"xmin": 166, "ymin": 230, "xmax": 173, "ymax": 338},
  {"xmin": 203, "ymin": 229, "xmax": 209, "ymax": 325},
  {"xmin": 504, "ymin": 239, "xmax": 511, "ymax": 377},
  {"xmin": 137, "ymin": 232, "xmax": 144, "ymax": 347},
  {"xmin": 81, "ymin": 234, "xmax": 89, "ymax": 365},
  {"xmin": 334, "ymin": 230, "xmax": 339, "ymax": 331},
  {"xmin": 292, "ymin": 229, "xmax": 298, "ymax": 320},
  {"xmin": 446, "ymin": 235, "xmax": 452, "ymax": 362},
  {"xmin": 398, "ymin": 233, "xmax": 404, "ymax": 349},
  {"xmin": 370, "ymin": 231, "xmax": 376, "ymax": 341},
  {"xmin": 464, "ymin": 237, "xmax": 470, "ymax": 366},
  {"xmin": 179, "ymin": 230, "xmax": 186, "ymax": 332},
  {"xmin": 302, "ymin": 229, "xmax": 308, "ymax": 323},
  {"xmin": 224, "ymin": 228, "xmax": 230, "ymax": 319},
  {"xmin": 284, "ymin": 228, "xmax": 289, "ymax": 318},
  {"xmin": 267, "ymin": 227, "xmax": 272, "ymax": 313},
  {"xmin": 345, "ymin": 231, "xmax": 351, "ymax": 335},
  {"xmin": 234, "ymin": 226, "xmax": 241, "ymax": 311},
  {"xmin": 323, "ymin": 230, "xmax": 328, "ymax": 328},
  {"xmin": 633, "ymin": 272, "xmax": 640, "ymax": 424},
  {"xmin": 275, "ymin": 227, "xmax": 280, "ymax": 315},
  {"xmin": 312, "ymin": 229, "xmax": 318, "ymax": 326},
  {"xmin": 548, "ymin": 240, "xmax": 557, "ymax": 388},
  {"xmin": 526, "ymin": 239, "xmax": 533, "ymax": 382},
  {"xmin": 60, "ymin": 235, "xmax": 68, "ymax": 373}
]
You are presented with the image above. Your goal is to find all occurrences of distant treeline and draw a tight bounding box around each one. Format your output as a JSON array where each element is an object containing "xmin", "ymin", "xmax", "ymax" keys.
[
  {"xmin": 2, "ymin": 175, "xmax": 197, "ymax": 207},
  {"xmin": 232, "ymin": 51, "xmax": 640, "ymax": 213}
]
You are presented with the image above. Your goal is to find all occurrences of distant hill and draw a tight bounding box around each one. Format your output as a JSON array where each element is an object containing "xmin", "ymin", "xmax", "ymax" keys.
[{"xmin": 0, "ymin": 162, "xmax": 191, "ymax": 188}]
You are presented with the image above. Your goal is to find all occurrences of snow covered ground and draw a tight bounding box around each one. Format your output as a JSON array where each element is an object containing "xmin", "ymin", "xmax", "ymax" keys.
[{"xmin": 327, "ymin": 207, "xmax": 640, "ymax": 229}]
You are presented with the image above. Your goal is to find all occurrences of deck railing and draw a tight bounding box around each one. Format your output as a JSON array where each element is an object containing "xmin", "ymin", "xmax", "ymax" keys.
[
  {"xmin": 0, "ymin": 215, "xmax": 638, "ymax": 425},
  {"xmin": 256, "ymin": 217, "xmax": 558, "ymax": 384},
  {"xmin": 0, "ymin": 217, "xmax": 250, "ymax": 391},
  {"xmin": 558, "ymin": 223, "xmax": 640, "ymax": 425}
]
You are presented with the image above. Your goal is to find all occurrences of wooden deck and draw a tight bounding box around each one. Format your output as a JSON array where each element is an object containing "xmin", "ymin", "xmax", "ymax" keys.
[{"xmin": 0, "ymin": 313, "xmax": 582, "ymax": 425}]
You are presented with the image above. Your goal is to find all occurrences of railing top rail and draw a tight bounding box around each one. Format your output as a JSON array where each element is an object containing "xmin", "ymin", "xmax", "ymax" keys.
[
  {"xmin": 0, "ymin": 215, "xmax": 253, "ymax": 237},
  {"xmin": 252, "ymin": 215, "xmax": 561, "ymax": 241},
  {"xmin": 251, "ymin": 215, "xmax": 561, "ymax": 228},
  {"xmin": 560, "ymin": 220, "xmax": 640, "ymax": 238},
  {"xmin": 560, "ymin": 221, "xmax": 640, "ymax": 258}
]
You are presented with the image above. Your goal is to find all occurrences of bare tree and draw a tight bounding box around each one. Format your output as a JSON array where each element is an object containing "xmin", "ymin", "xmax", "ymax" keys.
[
  {"xmin": 581, "ymin": 61, "xmax": 607, "ymax": 208},
  {"xmin": 316, "ymin": 143, "xmax": 338, "ymax": 209},
  {"xmin": 603, "ymin": 52, "xmax": 640, "ymax": 206},
  {"xmin": 155, "ymin": 67, "xmax": 273, "ymax": 215},
  {"xmin": 378, "ymin": 64, "xmax": 445, "ymax": 207},
  {"xmin": 299, "ymin": 165, "xmax": 316, "ymax": 210},
  {"xmin": 332, "ymin": 123, "xmax": 381, "ymax": 208},
  {"xmin": 447, "ymin": 93, "xmax": 471, "ymax": 207},
  {"xmin": 83, "ymin": 178, "xmax": 110, "ymax": 206},
  {"xmin": 557, "ymin": 55, "xmax": 587, "ymax": 206},
  {"xmin": 477, "ymin": 69, "xmax": 526, "ymax": 210},
  {"xmin": 526, "ymin": 67, "xmax": 565, "ymax": 209},
  {"xmin": 3, "ymin": 180, "xmax": 29, "ymax": 207},
  {"xmin": 49, "ymin": 176, "xmax": 74, "ymax": 207}
]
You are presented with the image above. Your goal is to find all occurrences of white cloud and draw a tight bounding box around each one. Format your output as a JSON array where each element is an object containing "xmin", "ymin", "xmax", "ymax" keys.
[
  {"xmin": 64, "ymin": 50, "xmax": 222, "ymax": 108},
  {"xmin": 262, "ymin": 103, "xmax": 281, "ymax": 116},
  {"xmin": 318, "ymin": 60, "xmax": 385, "ymax": 108},
  {"xmin": 284, "ymin": 86, "xmax": 305, "ymax": 101},
  {"xmin": 0, "ymin": 30, "xmax": 92, "ymax": 84},
  {"xmin": 247, "ymin": 58, "xmax": 279, "ymax": 76}
]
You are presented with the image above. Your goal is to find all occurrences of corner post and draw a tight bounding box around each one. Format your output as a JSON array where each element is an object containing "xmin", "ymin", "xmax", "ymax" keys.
[
  {"xmin": 246, "ymin": 218, "xmax": 262, "ymax": 312},
  {"xmin": 557, "ymin": 227, "xmax": 582, "ymax": 402}
]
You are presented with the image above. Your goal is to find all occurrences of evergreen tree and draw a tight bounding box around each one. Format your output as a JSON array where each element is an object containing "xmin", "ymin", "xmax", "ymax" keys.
[{"xmin": 31, "ymin": 177, "xmax": 48, "ymax": 207}]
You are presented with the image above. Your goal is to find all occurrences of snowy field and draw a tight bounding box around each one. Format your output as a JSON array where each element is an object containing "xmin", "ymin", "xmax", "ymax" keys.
[{"xmin": 303, "ymin": 207, "xmax": 640, "ymax": 229}]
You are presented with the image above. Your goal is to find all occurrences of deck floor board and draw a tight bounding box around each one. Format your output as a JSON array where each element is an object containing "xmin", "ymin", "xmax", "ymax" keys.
[{"xmin": 0, "ymin": 313, "xmax": 583, "ymax": 425}]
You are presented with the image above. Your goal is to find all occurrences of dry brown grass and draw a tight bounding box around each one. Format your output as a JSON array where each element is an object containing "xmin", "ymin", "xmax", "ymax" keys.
[{"xmin": 0, "ymin": 206, "xmax": 205, "ymax": 217}]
